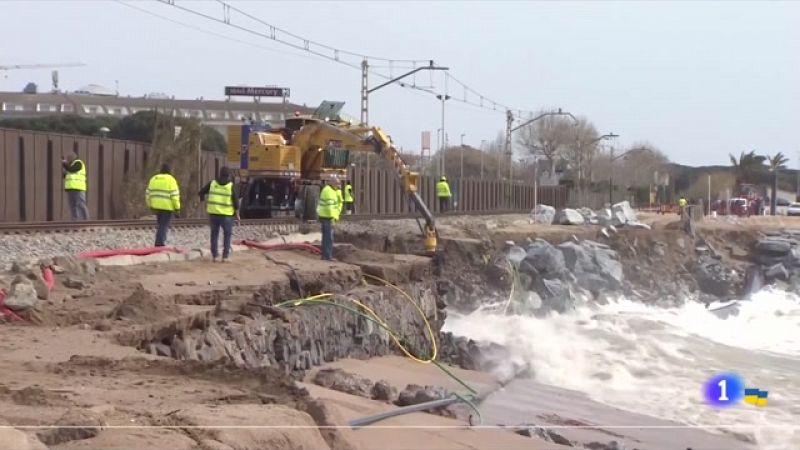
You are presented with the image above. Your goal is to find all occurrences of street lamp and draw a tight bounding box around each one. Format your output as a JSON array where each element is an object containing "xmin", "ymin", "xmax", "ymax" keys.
[
  {"xmin": 506, "ymin": 108, "xmax": 578, "ymax": 207},
  {"xmin": 574, "ymin": 133, "xmax": 618, "ymax": 206},
  {"xmin": 460, "ymin": 133, "xmax": 466, "ymax": 180},
  {"xmin": 480, "ymin": 139, "xmax": 486, "ymax": 179}
]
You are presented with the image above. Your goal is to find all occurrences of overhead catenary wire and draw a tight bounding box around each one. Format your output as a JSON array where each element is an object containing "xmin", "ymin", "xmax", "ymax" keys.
[{"xmin": 150, "ymin": 0, "xmax": 533, "ymax": 119}]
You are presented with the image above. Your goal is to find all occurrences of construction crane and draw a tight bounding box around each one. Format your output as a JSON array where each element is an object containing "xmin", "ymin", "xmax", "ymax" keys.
[{"xmin": 0, "ymin": 62, "xmax": 85, "ymax": 72}]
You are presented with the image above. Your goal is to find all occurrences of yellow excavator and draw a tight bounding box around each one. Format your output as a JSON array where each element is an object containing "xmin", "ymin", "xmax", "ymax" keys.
[{"xmin": 227, "ymin": 101, "xmax": 437, "ymax": 253}]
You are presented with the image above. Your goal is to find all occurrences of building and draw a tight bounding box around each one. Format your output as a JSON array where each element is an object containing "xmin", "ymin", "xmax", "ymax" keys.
[{"xmin": 0, "ymin": 88, "xmax": 312, "ymax": 133}]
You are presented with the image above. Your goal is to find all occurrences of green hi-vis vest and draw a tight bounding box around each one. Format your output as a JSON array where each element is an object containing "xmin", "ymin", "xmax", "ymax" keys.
[
  {"xmin": 344, "ymin": 184, "xmax": 354, "ymax": 203},
  {"xmin": 207, "ymin": 180, "xmax": 234, "ymax": 216},
  {"xmin": 317, "ymin": 185, "xmax": 341, "ymax": 220},
  {"xmin": 146, "ymin": 173, "xmax": 181, "ymax": 212},
  {"xmin": 436, "ymin": 180, "xmax": 451, "ymax": 198},
  {"xmin": 64, "ymin": 160, "xmax": 87, "ymax": 191}
]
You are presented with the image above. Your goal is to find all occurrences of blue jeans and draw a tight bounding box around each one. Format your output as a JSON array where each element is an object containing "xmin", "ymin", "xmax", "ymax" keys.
[
  {"xmin": 155, "ymin": 210, "xmax": 173, "ymax": 247},
  {"xmin": 210, "ymin": 215, "xmax": 234, "ymax": 259},
  {"xmin": 67, "ymin": 190, "xmax": 89, "ymax": 221},
  {"xmin": 320, "ymin": 218, "xmax": 333, "ymax": 260}
]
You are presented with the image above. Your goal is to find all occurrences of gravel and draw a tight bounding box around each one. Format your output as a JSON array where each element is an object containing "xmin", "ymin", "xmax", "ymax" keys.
[{"xmin": 0, "ymin": 224, "xmax": 298, "ymax": 269}]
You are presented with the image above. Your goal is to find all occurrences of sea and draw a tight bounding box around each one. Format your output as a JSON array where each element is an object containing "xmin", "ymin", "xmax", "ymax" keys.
[{"xmin": 444, "ymin": 288, "xmax": 800, "ymax": 449}]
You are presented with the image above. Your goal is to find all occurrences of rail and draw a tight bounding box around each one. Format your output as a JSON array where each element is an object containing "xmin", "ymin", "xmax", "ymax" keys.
[{"xmin": 0, "ymin": 210, "xmax": 529, "ymax": 235}]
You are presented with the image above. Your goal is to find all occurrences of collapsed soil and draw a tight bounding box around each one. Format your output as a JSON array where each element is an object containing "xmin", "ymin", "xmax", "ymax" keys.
[{"xmin": 108, "ymin": 285, "xmax": 180, "ymax": 324}]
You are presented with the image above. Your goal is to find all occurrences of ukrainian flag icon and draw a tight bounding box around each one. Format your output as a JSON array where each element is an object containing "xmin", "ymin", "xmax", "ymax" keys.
[
  {"xmin": 744, "ymin": 388, "xmax": 760, "ymax": 405},
  {"xmin": 757, "ymin": 390, "xmax": 768, "ymax": 407}
]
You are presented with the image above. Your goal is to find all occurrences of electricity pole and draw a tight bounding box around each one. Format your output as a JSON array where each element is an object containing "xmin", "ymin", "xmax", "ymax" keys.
[
  {"xmin": 437, "ymin": 94, "xmax": 450, "ymax": 177},
  {"xmin": 460, "ymin": 133, "xmax": 466, "ymax": 180}
]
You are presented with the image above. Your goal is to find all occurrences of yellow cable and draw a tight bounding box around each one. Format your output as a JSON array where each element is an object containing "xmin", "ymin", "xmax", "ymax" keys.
[{"xmin": 361, "ymin": 273, "xmax": 438, "ymax": 363}]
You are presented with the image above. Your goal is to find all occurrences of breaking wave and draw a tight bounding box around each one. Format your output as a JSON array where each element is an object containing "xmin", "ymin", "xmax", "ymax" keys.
[{"xmin": 444, "ymin": 288, "xmax": 800, "ymax": 449}]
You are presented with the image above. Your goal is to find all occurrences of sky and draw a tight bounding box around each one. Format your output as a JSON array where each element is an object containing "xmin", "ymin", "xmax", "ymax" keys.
[{"xmin": 1, "ymin": 0, "xmax": 798, "ymax": 167}]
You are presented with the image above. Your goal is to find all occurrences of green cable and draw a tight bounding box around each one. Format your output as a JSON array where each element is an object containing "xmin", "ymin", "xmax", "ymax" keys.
[{"xmin": 274, "ymin": 295, "xmax": 482, "ymax": 418}]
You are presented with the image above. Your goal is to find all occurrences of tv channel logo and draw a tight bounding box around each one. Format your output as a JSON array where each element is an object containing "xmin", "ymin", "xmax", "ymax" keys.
[{"xmin": 703, "ymin": 373, "xmax": 768, "ymax": 407}]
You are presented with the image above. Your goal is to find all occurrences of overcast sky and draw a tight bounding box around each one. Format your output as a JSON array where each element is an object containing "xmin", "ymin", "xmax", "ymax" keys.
[{"xmin": 2, "ymin": 1, "xmax": 798, "ymax": 166}]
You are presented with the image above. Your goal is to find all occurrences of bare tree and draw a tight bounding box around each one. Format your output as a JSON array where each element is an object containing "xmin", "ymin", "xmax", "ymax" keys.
[
  {"xmin": 515, "ymin": 110, "xmax": 575, "ymax": 178},
  {"xmin": 561, "ymin": 116, "xmax": 599, "ymax": 193}
]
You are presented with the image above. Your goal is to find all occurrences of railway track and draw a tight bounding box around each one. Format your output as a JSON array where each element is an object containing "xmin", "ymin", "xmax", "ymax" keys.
[{"xmin": 0, "ymin": 210, "xmax": 526, "ymax": 235}]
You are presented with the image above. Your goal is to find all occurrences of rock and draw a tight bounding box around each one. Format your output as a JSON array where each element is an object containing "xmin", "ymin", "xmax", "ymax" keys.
[
  {"xmin": 754, "ymin": 238, "xmax": 792, "ymax": 256},
  {"xmin": 742, "ymin": 266, "xmax": 765, "ymax": 297},
  {"xmin": 396, "ymin": 384, "xmax": 449, "ymax": 406},
  {"xmin": 81, "ymin": 260, "xmax": 98, "ymax": 277},
  {"xmin": 371, "ymin": 380, "xmax": 397, "ymax": 402},
  {"xmin": 540, "ymin": 278, "xmax": 575, "ymax": 313},
  {"xmin": 531, "ymin": 204, "xmax": 556, "ymax": 225},
  {"xmin": 36, "ymin": 408, "xmax": 104, "ymax": 446},
  {"xmin": 0, "ymin": 427, "xmax": 47, "ymax": 450},
  {"xmin": 4, "ymin": 277, "xmax": 39, "ymax": 311},
  {"xmin": 586, "ymin": 441, "xmax": 626, "ymax": 450},
  {"xmin": 64, "ymin": 277, "xmax": 88, "ymax": 290},
  {"xmin": 51, "ymin": 265, "xmax": 66, "ymax": 274},
  {"xmin": 612, "ymin": 200, "xmax": 637, "ymax": 223},
  {"xmin": 52, "ymin": 255, "xmax": 82, "ymax": 274},
  {"xmin": 312, "ymin": 368, "xmax": 373, "ymax": 398},
  {"xmin": 764, "ymin": 263, "xmax": 789, "ymax": 282},
  {"xmin": 93, "ymin": 319, "xmax": 112, "ymax": 331},
  {"xmin": 694, "ymin": 256, "xmax": 735, "ymax": 297},
  {"xmin": 555, "ymin": 208, "xmax": 585, "ymax": 225},
  {"xmin": 592, "ymin": 248, "xmax": 624, "ymax": 287},
  {"xmin": 174, "ymin": 404, "xmax": 330, "ymax": 450},
  {"xmin": 520, "ymin": 240, "xmax": 566, "ymax": 279},
  {"xmin": 626, "ymin": 221, "xmax": 651, "ymax": 230},
  {"xmin": 515, "ymin": 425, "xmax": 572, "ymax": 446},
  {"xmin": 557, "ymin": 242, "xmax": 595, "ymax": 273},
  {"xmin": 507, "ymin": 246, "xmax": 527, "ymax": 267}
]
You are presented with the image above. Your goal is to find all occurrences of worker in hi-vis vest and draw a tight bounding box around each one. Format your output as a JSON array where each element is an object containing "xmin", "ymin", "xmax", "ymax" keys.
[
  {"xmin": 199, "ymin": 166, "xmax": 240, "ymax": 262},
  {"xmin": 436, "ymin": 176, "xmax": 452, "ymax": 213},
  {"xmin": 146, "ymin": 164, "xmax": 181, "ymax": 247},
  {"xmin": 62, "ymin": 150, "xmax": 89, "ymax": 221},
  {"xmin": 343, "ymin": 181, "xmax": 355, "ymax": 215},
  {"xmin": 317, "ymin": 179, "xmax": 341, "ymax": 261}
]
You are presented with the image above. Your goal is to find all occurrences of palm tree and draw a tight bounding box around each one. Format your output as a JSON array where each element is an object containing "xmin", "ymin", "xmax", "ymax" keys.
[
  {"xmin": 767, "ymin": 152, "xmax": 789, "ymax": 215},
  {"xmin": 729, "ymin": 150, "xmax": 767, "ymax": 188}
]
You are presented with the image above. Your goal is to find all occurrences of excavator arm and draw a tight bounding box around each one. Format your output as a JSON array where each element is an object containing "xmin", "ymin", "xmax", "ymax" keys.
[{"xmin": 292, "ymin": 121, "xmax": 438, "ymax": 253}]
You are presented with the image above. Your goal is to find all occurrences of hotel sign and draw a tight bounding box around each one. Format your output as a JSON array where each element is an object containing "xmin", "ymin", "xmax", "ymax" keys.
[{"xmin": 224, "ymin": 86, "xmax": 289, "ymax": 97}]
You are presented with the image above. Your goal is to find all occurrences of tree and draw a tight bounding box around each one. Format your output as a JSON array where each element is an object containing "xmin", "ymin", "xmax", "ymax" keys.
[
  {"xmin": 515, "ymin": 111, "xmax": 575, "ymax": 178},
  {"xmin": 560, "ymin": 116, "xmax": 599, "ymax": 195},
  {"xmin": 729, "ymin": 150, "xmax": 767, "ymax": 187},
  {"xmin": 767, "ymin": 152, "xmax": 789, "ymax": 215}
]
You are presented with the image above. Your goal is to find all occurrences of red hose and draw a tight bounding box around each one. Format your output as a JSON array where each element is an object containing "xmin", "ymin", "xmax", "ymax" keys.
[
  {"xmin": 236, "ymin": 239, "xmax": 321, "ymax": 255},
  {"xmin": 41, "ymin": 266, "xmax": 55, "ymax": 291},
  {"xmin": 78, "ymin": 246, "xmax": 184, "ymax": 259}
]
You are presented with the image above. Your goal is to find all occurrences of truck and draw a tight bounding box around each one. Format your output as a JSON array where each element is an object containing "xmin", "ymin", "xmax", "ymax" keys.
[{"xmin": 226, "ymin": 101, "xmax": 437, "ymax": 252}]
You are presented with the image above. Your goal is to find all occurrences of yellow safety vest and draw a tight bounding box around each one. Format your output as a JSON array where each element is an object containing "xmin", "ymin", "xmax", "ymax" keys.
[
  {"xmin": 146, "ymin": 173, "xmax": 180, "ymax": 212},
  {"xmin": 206, "ymin": 180, "xmax": 234, "ymax": 216},
  {"xmin": 436, "ymin": 181, "xmax": 451, "ymax": 198},
  {"xmin": 336, "ymin": 188, "xmax": 344, "ymax": 214},
  {"xmin": 64, "ymin": 160, "xmax": 87, "ymax": 191},
  {"xmin": 344, "ymin": 184, "xmax": 354, "ymax": 203},
  {"xmin": 317, "ymin": 185, "xmax": 340, "ymax": 220}
]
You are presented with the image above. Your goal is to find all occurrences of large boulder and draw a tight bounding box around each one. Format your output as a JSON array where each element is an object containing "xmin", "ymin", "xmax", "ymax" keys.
[
  {"xmin": 557, "ymin": 241, "xmax": 595, "ymax": 273},
  {"xmin": 589, "ymin": 245, "xmax": 624, "ymax": 287},
  {"xmin": 539, "ymin": 278, "xmax": 575, "ymax": 313},
  {"xmin": 520, "ymin": 240, "xmax": 567, "ymax": 279},
  {"xmin": 312, "ymin": 368, "xmax": 373, "ymax": 398},
  {"xmin": 693, "ymin": 255, "xmax": 737, "ymax": 298},
  {"xmin": 555, "ymin": 208, "xmax": 585, "ymax": 225},
  {"xmin": 612, "ymin": 200, "xmax": 638, "ymax": 224},
  {"xmin": 507, "ymin": 245, "xmax": 527, "ymax": 268},
  {"xmin": 531, "ymin": 204, "xmax": 556, "ymax": 225},
  {"xmin": 3, "ymin": 277, "xmax": 39, "ymax": 311}
]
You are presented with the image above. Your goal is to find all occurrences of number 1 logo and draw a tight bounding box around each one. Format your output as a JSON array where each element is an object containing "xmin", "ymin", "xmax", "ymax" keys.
[{"xmin": 704, "ymin": 373, "xmax": 744, "ymax": 407}]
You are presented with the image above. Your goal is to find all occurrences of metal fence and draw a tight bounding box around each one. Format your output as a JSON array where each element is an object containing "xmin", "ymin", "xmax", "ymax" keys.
[
  {"xmin": 349, "ymin": 167, "xmax": 566, "ymax": 215},
  {"xmin": 0, "ymin": 128, "xmax": 224, "ymax": 222},
  {"xmin": 1, "ymin": 127, "xmax": 566, "ymax": 222}
]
